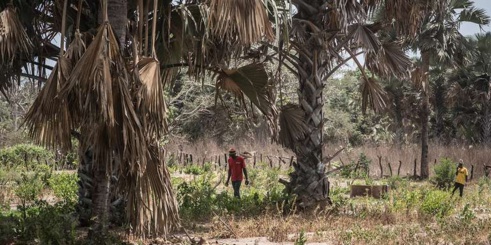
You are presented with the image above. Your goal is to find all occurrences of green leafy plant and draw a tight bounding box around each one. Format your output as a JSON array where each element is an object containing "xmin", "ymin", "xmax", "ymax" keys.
[
  {"xmin": 458, "ymin": 203, "xmax": 475, "ymax": 223},
  {"xmin": 419, "ymin": 190, "xmax": 452, "ymax": 218},
  {"xmin": 431, "ymin": 158, "xmax": 456, "ymax": 190},
  {"xmin": 294, "ymin": 230, "xmax": 307, "ymax": 245},
  {"xmin": 48, "ymin": 173, "xmax": 79, "ymax": 204}
]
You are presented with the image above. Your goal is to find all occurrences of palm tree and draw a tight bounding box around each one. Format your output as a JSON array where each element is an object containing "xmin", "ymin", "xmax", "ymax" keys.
[
  {"xmin": 408, "ymin": 0, "xmax": 489, "ymax": 178},
  {"xmin": 447, "ymin": 33, "xmax": 491, "ymax": 144},
  {"xmin": 1, "ymin": 0, "xmax": 278, "ymax": 239},
  {"xmin": 274, "ymin": 1, "xmax": 414, "ymax": 207}
]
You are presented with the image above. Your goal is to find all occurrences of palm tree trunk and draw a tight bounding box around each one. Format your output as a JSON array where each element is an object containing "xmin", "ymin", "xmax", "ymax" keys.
[
  {"xmin": 420, "ymin": 51, "xmax": 430, "ymax": 179},
  {"xmin": 88, "ymin": 0, "xmax": 128, "ymax": 239},
  {"xmin": 286, "ymin": 48, "xmax": 330, "ymax": 207},
  {"xmin": 483, "ymin": 100, "xmax": 491, "ymax": 145}
]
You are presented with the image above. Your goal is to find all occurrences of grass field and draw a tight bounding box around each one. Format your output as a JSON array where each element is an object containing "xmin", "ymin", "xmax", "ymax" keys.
[{"xmin": 1, "ymin": 145, "xmax": 491, "ymax": 244}]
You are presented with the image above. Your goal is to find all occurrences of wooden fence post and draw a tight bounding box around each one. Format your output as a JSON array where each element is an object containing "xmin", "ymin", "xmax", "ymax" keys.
[
  {"xmin": 378, "ymin": 155, "xmax": 383, "ymax": 178},
  {"xmin": 387, "ymin": 162, "xmax": 393, "ymax": 177},
  {"xmin": 260, "ymin": 154, "xmax": 263, "ymax": 163},
  {"xmin": 224, "ymin": 154, "xmax": 227, "ymax": 165},
  {"xmin": 397, "ymin": 161, "xmax": 402, "ymax": 176},
  {"xmin": 470, "ymin": 165, "xmax": 474, "ymax": 180},
  {"xmin": 253, "ymin": 153, "xmax": 256, "ymax": 168},
  {"xmin": 413, "ymin": 158, "xmax": 417, "ymax": 177}
]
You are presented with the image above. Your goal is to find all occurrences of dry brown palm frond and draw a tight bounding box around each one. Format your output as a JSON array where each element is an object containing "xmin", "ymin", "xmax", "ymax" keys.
[
  {"xmin": 360, "ymin": 77, "xmax": 388, "ymax": 114},
  {"xmin": 137, "ymin": 57, "xmax": 168, "ymax": 139},
  {"xmin": 134, "ymin": 0, "xmax": 168, "ymax": 140},
  {"xmin": 62, "ymin": 21, "xmax": 147, "ymax": 173},
  {"xmin": 208, "ymin": 0, "xmax": 274, "ymax": 46},
  {"xmin": 0, "ymin": 5, "xmax": 33, "ymax": 64},
  {"xmin": 23, "ymin": 0, "xmax": 72, "ymax": 151},
  {"xmin": 278, "ymin": 104, "xmax": 309, "ymax": 151},
  {"xmin": 124, "ymin": 144, "xmax": 179, "ymax": 238},
  {"xmin": 23, "ymin": 55, "xmax": 73, "ymax": 151},
  {"xmin": 65, "ymin": 30, "xmax": 86, "ymax": 64},
  {"xmin": 216, "ymin": 63, "xmax": 274, "ymax": 117}
]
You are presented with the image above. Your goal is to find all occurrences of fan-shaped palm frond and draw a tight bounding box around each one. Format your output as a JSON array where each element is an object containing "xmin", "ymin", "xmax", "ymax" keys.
[
  {"xmin": 217, "ymin": 63, "xmax": 274, "ymax": 117},
  {"xmin": 365, "ymin": 42, "xmax": 411, "ymax": 78},
  {"xmin": 23, "ymin": 0, "xmax": 72, "ymax": 151},
  {"xmin": 278, "ymin": 103, "xmax": 309, "ymax": 151},
  {"xmin": 360, "ymin": 77, "xmax": 388, "ymax": 114}
]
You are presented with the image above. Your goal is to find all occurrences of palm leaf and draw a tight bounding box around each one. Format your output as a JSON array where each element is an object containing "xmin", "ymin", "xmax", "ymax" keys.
[
  {"xmin": 217, "ymin": 63, "xmax": 274, "ymax": 117},
  {"xmin": 366, "ymin": 42, "xmax": 411, "ymax": 78},
  {"xmin": 208, "ymin": 0, "xmax": 274, "ymax": 46},
  {"xmin": 23, "ymin": 0, "xmax": 71, "ymax": 151},
  {"xmin": 137, "ymin": 57, "xmax": 168, "ymax": 139},
  {"xmin": 61, "ymin": 22, "xmax": 147, "ymax": 172},
  {"xmin": 123, "ymin": 144, "xmax": 179, "ymax": 238},
  {"xmin": 65, "ymin": 30, "xmax": 86, "ymax": 65},
  {"xmin": 278, "ymin": 104, "xmax": 309, "ymax": 151},
  {"xmin": 360, "ymin": 77, "xmax": 388, "ymax": 114},
  {"xmin": 350, "ymin": 23, "xmax": 380, "ymax": 52},
  {"xmin": 0, "ymin": 6, "xmax": 32, "ymax": 64},
  {"xmin": 23, "ymin": 56, "xmax": 73, "ymax": 151}
]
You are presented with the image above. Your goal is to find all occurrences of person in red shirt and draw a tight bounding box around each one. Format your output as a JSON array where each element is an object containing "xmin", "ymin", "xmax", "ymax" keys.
[{"xmin": 225, "ymin": 148, "xmax": 249, "ymax": 198}]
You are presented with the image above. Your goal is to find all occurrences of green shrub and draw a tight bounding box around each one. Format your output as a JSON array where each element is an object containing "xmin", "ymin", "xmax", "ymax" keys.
[
  {"xmin": 0, "ymin": 144, "xmax": 54, "ymax": 170},
  {"xmin": 48, "ymin": 172, "xmax": 79, "ymax": 204},
  {"xmin": 431, "ymin": 158, "xmax": 456, "ymax": 189},
  {"xmin": 458, "ymin": 203, "xmax": 475, "ymax": 222},
  {"xmin": 182, "ymin": 165, "xmax": 206, "ymax": 175},
  {"xmin": 15, "ymin": 172, "xmax": 44, "ymax": 205},
  {"xmin": 419, "ymin": 190, "xmax": 452, "ymax": 218}
]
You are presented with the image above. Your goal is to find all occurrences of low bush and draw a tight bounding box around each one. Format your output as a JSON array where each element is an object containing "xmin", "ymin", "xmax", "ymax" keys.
[
  {"xmin": 48, "ymin": 172, "xmax": 79, "ymax": 204},
  {"xmin": 419, "ymin": 190, "xmax": 452, "ymax": 218},
  {"xmin": 431, "ymin": 158, "xmax": 456, "ymax": 190}
]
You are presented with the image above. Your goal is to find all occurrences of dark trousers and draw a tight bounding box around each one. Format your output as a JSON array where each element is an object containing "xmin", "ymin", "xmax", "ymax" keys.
[
  {"xmin": 232, "ymin": 180, "xmax": 242, "ymax": 198},
  {"xmin": 452, "ymin": 182, "xmax": 464, "ymax": 197}
]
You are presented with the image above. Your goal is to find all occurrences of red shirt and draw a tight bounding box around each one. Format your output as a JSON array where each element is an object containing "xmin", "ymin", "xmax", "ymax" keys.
[{"xmin": 228, "ymin": 156, "xmax": 246, "ymax": 181}]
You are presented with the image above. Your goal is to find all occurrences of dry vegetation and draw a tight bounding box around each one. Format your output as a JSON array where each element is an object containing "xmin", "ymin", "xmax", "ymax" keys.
[{"xmin": 147, "ymin": 141, "xmax": 491, "ymax": 244}]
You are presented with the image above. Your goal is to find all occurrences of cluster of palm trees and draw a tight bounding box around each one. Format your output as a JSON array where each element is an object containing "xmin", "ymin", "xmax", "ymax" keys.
[{"xmin": 0, "ymin": 0, "xmax": 489, "ymax": 240}]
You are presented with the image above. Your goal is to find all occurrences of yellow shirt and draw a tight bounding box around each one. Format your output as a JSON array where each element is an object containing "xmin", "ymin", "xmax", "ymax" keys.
[{"xmin": 455, "ymin": 167, "xmax": 468, "ymax": 185}]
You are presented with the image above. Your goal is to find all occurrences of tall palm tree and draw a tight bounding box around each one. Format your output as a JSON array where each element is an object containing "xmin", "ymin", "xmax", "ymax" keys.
[
  {"xmin": 1, "ymin": 0, "xmax": 277, "ymax": 239},
  {"xmin": 275, "ymin": 1, "xmax": 414, "ymax": 207},
  {"xmin": 408, "ymin": 0, "xmax": 489, "ymax": 178}
]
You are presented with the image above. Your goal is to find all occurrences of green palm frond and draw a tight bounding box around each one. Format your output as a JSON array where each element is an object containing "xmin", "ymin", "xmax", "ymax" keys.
[{"xmin": 458, "ymin": 6, "xmax": 490, "ymax": 26}]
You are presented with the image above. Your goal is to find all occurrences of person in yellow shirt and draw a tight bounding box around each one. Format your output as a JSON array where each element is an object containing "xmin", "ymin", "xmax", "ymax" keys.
[{"xmin": 451, "ymin": 159, "xmax": 468, "ymax": 197}]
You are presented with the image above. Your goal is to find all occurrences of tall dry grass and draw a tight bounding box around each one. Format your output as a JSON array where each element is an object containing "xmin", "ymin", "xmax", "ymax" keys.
[
  {"xmin": 340, "ymin": 143, "xmax": 491, "ymax": 179},
  {"xmin": 165, "ymin": 137, "xmax": 490, "ymax": 179}
]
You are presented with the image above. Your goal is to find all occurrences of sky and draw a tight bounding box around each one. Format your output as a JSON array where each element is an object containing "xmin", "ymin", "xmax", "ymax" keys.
[{"xmin": 459, "ymin": 0, "xmax": 491, "ymax": 36}]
